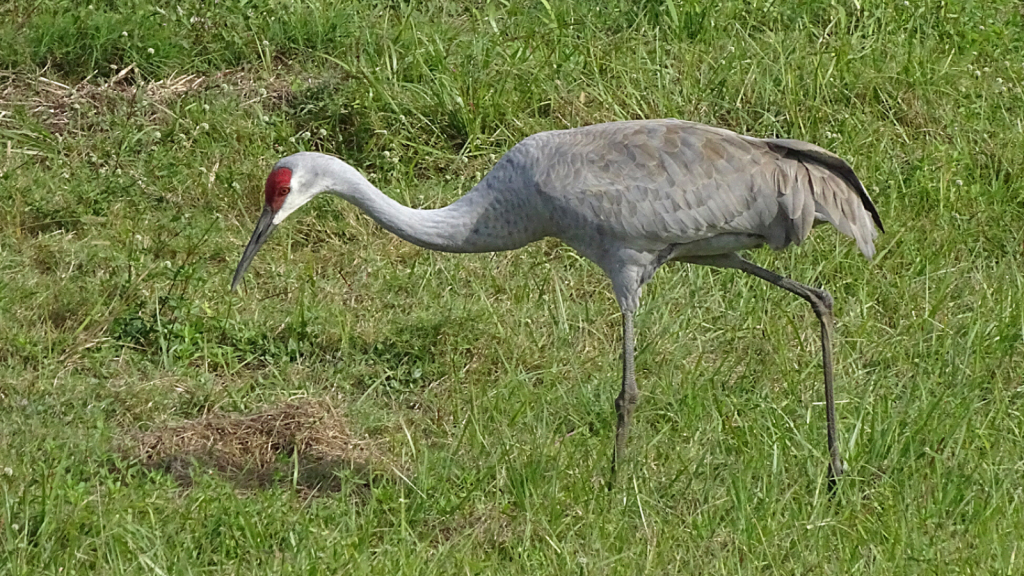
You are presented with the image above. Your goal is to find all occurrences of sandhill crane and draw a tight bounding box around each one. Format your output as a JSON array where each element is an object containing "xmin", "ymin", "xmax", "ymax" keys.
[{"xmin": 232, "ymin": 119, "xmax": 884, "ymax": 484}]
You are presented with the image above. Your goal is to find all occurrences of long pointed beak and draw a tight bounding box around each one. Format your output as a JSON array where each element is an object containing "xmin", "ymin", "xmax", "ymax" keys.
[{"xmin": 231, "ymin": 206, "xmax": 277, "ymax": 291}]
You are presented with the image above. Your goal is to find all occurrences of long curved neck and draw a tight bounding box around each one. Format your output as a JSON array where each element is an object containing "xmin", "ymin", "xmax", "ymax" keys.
[{"xmin": 318, "ymin": 156, "xmax": 546, "ymax": 253}]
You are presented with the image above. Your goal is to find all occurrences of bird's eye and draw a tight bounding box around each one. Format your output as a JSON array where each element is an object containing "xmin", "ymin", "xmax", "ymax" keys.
[{"xmin": 278, "ymin": 186, "xmax": 290, "ymax": 197}]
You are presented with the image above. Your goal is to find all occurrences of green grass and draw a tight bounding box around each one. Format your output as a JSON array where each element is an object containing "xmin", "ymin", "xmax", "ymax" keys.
[{"xmin": 2, "ymin": 0, "xmax": 1023, "ymax": 573}]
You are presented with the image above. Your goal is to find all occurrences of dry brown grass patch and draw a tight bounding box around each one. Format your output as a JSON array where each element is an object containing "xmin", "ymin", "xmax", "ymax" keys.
[
  {"xmin": 0, "ymin": 64, "xmax": 294, "ymax": 139},
  {"xmin": 126, "ymin": 399, "xmax": 396, "ymax": 495}
]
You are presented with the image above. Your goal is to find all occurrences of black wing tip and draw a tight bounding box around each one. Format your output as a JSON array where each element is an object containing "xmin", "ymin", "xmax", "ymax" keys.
[{"xmin": 864, "ymin": 194, "xmax": 886, "ymax": 233}]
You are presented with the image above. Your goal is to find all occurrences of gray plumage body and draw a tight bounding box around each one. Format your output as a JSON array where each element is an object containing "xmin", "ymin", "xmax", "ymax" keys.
[
  {"xmin": 233, "ymin": 119, "xmax": 884, "ymax": 485},
  {"xmin": 447, "ymin": 119, "xmax": 881, "ymax": 311}
]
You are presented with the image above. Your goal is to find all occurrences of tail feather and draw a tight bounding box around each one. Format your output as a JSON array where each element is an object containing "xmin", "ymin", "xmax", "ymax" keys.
[{"xmin": 763, "ymin": 138, "xmax": 884, "ymax": 259}]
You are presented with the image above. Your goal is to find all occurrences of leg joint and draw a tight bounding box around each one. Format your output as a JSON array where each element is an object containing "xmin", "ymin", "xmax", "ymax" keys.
[
  {"xmin": 810, "ymin": 287, "xmax": 834, "ymax": 316},
  {"xmin": 615, "ymin": 389, "xmax": 640, "ymax": 410}
]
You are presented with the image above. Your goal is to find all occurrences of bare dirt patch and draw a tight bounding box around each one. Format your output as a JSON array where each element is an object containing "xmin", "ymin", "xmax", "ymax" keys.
[{"xmin": 125, "ymin": 399, "xmax": 397, "ymax": 496}]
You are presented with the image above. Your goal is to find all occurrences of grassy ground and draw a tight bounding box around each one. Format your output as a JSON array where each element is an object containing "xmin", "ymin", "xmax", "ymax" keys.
[{"xmin": 2, "ymin": 0, "xmax": 1023, "ymax": 573}]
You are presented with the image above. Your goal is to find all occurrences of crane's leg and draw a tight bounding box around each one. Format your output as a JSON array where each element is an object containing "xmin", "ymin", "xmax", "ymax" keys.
[
  {"xmin": 611, "ymin": 310, "xmax": 639, "ymax": 479},
  {"xmin": 689, "ymin": 254, "xmax": 844, "ymax": 487}
]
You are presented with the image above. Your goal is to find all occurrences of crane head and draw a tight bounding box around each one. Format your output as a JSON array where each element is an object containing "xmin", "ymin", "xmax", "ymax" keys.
[
  {"xmin": 232, "ymin": 152, "xmax": 365, "ymax": 291},
  {"xmin": 231, "ymin": 164, "xmax": 298, "ymax": 291}
]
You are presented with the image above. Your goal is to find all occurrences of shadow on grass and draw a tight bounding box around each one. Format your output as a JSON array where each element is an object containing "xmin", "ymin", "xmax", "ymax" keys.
[{"xmin": 121, "ymin": 399, "xmax": 399, "ymax": 497}]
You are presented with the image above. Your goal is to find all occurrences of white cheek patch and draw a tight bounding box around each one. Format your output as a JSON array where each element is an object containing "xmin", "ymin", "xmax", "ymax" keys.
[
  {"xmin": 271, "ymin": 173, "xmax": 319, "ymax": 225},
  {"xmin": 272, "ymin": 199, "xmax": 299, "ymax": 225}
]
